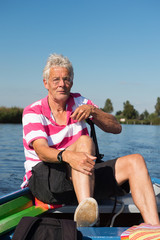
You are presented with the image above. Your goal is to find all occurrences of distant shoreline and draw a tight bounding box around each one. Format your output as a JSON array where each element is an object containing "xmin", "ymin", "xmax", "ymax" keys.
[
  {"xmin": 118, "ymin": 118, "xmax": 160, "ymax": 126},
  {"xmin": 0, "ymin": 107, "xmax": 160, "ymax": 125}
]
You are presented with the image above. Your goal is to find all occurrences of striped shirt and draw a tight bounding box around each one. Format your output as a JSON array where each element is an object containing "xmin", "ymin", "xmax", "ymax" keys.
[{"xmin": 21, "ymin": 93, "xmax": 97, "ymax": 187}]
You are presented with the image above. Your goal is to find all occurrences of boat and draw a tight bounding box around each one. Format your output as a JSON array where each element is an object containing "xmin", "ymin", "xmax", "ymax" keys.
[{"xmin": 0, "ymin": 177, "xmax": 160, "ymax": 239}]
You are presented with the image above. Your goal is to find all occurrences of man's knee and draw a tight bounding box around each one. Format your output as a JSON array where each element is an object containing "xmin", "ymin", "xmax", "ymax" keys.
[
  {"xmin": 129, "ymin": 154, "xmax": 147, "ymax": 172},
  {"xmin": 76, "ymin": 135, "xmax": 95, "ymax": 153},
  {"xmin": 77, "ymin": 135, "xmax": 94, "ymax": 147},
  {"xmin": 115, "ymin": 154, "xmax": 148, "ymax": 184},
  {"xmin": 78, "ymin": 135, "xmax": 93, "ymax": 144}
]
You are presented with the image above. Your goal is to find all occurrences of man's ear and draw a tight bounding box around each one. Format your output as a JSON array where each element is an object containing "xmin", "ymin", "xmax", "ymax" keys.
[{"xmin": 43, "ymin": 79, "xmax": 49, "ymax": 90}]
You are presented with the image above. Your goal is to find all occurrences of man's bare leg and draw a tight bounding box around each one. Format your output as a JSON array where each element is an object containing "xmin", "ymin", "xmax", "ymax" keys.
[
  {"xmin": 66, "ymin": 135, "xmax": 95, "ymax": 203},
  {"xmin": 115, "ymin": 154, "xmax": 160, "ymax": 225},
  {"xmin": 66, "ymin": 135, "xmax": 98, "ymax": 227}
]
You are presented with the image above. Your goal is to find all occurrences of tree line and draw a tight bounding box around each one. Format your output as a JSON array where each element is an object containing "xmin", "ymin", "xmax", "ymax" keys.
[
  {"xmin": 0, "ymin": 97, "xmax": 160, "ymax": 125},
  {"xmin": 102, "ymin": 97, "xmax": 160, "ymax": 125}
]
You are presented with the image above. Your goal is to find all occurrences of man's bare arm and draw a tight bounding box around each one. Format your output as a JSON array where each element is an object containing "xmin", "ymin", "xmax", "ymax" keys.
[
  {"xmin": 71, "ymin": 104, "xmax": 122, "ymax": 134},
  {"xmin": 91, "ymin": 107, "xmax": 122, "ymax": 133},
  {"xmin": 32, "ymin": 138, "xmax": 95, "ymax": 175},
  {"xmin": 32, "ymin": 139, "xmax": 59, "ymax": 163}
]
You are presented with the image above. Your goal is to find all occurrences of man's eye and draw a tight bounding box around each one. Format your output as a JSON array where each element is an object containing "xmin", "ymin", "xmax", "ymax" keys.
[
  {"xmin": 53, "ymin": 78, "xmax": 59, "ymax": 82},
  {"xmin": 51, "ymin": 77, "xmax": 70, "ymax": 84},
  {"xmin": 63, "ymin": 77, "xmax": 70, "ymax": 82}
]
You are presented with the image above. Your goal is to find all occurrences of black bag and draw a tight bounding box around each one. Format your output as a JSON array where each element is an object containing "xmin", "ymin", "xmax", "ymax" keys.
[
  {"xmin": 29, "ymin": 162, "xmax": 75, "ymax": 204},
  {"xmin": 12, "ymin": 216, "xmax": 82, "ymax": 240}
]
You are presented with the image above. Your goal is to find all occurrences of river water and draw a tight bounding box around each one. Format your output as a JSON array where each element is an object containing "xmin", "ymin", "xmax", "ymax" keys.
[{"xmin": 0, "ymin": 124, "xmax": 160, "ymax": 197}]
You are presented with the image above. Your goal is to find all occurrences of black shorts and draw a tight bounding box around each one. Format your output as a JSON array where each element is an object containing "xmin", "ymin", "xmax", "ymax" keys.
[{"xmin": 28, "ymin": 159, "xmax": 130, "ymax": 205}]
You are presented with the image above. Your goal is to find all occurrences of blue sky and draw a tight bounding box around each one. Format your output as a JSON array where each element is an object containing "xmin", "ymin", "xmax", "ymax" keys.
[{"xmin": 0, "ymin": 0, "xmax": 160, "ymax": 114}]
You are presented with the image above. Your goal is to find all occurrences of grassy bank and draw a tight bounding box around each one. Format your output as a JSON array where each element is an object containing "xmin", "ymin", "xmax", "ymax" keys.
[{"xmin": 0, "ymin": 107, "xmax": 23, "ymax": 123}]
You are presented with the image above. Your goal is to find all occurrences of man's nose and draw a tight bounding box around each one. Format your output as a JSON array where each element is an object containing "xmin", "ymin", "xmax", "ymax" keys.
[{"xmin": 58, "ymin": 78, "xmax": 65, "ymax": 86}]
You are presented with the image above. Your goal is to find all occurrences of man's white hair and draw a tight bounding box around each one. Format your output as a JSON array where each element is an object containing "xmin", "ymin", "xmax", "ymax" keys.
[{"xmin": 43, "ymin": 53, "xmax": 74, "ymax": 82}]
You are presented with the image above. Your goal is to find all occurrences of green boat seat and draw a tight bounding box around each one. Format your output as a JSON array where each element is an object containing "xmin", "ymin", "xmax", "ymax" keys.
[{"xmin": 0, "ymin": 189, "xmax": 47, "ymax": 236}]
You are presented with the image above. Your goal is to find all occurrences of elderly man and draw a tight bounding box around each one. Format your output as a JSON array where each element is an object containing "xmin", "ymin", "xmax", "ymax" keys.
[{"xmin": 22, "ymin": 53, "xmax": 159, "ymax": 227}]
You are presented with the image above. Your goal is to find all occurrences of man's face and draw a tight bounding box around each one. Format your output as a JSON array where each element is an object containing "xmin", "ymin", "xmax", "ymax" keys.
[{"xmin": 43, "ymin": 67, "xmax": 73, "ymax": 103}]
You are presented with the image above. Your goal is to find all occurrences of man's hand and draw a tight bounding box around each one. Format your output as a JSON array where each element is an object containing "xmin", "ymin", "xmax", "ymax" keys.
[
  {"xmin": 71, "ymin": 105, "xmax": 94, "ymax": 122},
  {"xmin": 63, "ymin": 150, "xmax": 96, "ymax": 176}
]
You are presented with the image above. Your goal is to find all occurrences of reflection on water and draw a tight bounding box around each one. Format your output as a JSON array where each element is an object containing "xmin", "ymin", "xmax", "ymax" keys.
[{"xmin": 0, "ymin": 124, "xmax": 160, "ymax": 196}]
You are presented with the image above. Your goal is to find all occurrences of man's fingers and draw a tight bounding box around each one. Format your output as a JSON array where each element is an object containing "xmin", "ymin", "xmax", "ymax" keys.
[
  {"xmin": 79, "ymin": 159, "xmax": 95, "ymax": 174},
  {"xmin": 71, "ymin": 110, "xmax": 84, "ymax": 121},
  {"xmin": 70, "ymin": 111, "xmax": 76, "ymax": 119},
  {"xmin": 86, "ymin": 154, "xmax": 97, "ymax": 165},
  {"xmin": 68, "ymin": 152, "xmax": 96, "ymax": 175},
  {"xmin": 70, "ymin": 105, "xmax": 91, "ymax": 121},
  {"xmin": 80, "ymin": 168, "xmax": 93, "ymax": 176},
  {"xmin": 72, "ymin": 164, "xmax": 93, "ymax": 176}
]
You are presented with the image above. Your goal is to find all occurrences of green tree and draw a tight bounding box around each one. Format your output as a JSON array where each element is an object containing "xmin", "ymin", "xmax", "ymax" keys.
[
  {"xmin": 102, "ymin": 98, "xmax": 114, "ymax": 113},
  {"xmin": 123, "ymin": 100, "xmax": 139, "ymax": 119},
  {"xmin": 115, "ymin": 110, "xmax": 122, "ymax": 116},
  {"xmin": 143, "ymin": 110, "xmax": 149, "ymax": 119},
  {"xmin": 155, "ymin": 97, "xmax": 160, "ymax": 116},
  {"xmin": 140, "ymin": 110, "xmax": 149, "ymax": 120}
]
